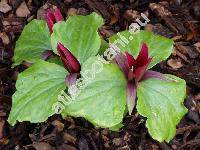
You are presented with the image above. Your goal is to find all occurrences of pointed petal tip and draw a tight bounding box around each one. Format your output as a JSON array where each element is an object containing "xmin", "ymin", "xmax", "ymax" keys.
[
  {"xmin": 57, "ymin": 42, "xmax": 62, "ymax": 49},
  {"xmin": 141, "ymin": 42, "xmax": 148, "ymax": 49},
  {"xmin": 46, "ymin": 9, "xmax": 53, "ymax": 16},
  {"xmin": 45, "ymin": 9, "xmax": 56, "ymax": 33},
  {"xmin": 45, "ymin": 8, "xmax": 63, "ymax": 33},
  {"xmin": 54, "ymin": 8, "xmax": 64, "ymax": 22},
  {"xmin": 125, "ymin": 51, "xmax": 136, "ymax": 67},
  {"xmin": 57, "ymin": 43, "xmax": 64, "ymax": 54},
  {"xmin": 141, "ymin": 42, "xmax": 149, "ymax": 55},
  {"xmin": 57, "ymin": 43, "xmax": 67, "ymax": 53},
  {"xmin": 135, "ymin": 42, "xmax": 149, "ymax": 67}
]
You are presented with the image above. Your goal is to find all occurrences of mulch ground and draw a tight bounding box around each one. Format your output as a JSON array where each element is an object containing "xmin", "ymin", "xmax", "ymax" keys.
[{"xmin": 0, "ymin": 0, "xmax": 200, "ymax": 149}]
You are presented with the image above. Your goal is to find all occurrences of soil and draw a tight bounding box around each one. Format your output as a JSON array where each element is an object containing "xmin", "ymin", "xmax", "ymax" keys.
[{"xmin": 0, "ymin": 0, "xmax": 200, "ymax": 149}]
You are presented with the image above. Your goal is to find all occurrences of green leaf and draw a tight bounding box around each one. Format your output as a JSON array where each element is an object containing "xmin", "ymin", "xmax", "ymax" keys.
[
  {"xmin": 99, "ymin": 39, "xmax": 109, "ymax": 55},
  {"xmin": 109, "ymin": 30, "xmax": 174, "ymax": 68},
  {"xmin": 109, "ymin": 123, "xmax": 124, "ymax": 131},
  {"xmin": 8, "ymin": 60, "xmax": 67, "ymax": 125},
  {"xmin": 61, "ymin": 57, "xmax": 127, "ymax": 128},
  {"xmin": 137, "ymin": 75, "xmax": 188, "ymax": 142},
  {"xmin": 13, "ymin": 19, "xmax": 51, "ymax": 67},
  {"xmin": 51, "ymin": 12, "xmax": 103, "ymax": 64}
]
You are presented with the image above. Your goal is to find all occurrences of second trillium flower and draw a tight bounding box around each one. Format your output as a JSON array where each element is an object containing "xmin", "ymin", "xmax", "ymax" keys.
[
  {"xmin": 45, "ymin": 8, "xmax": 64, "ymax": 33},
  {"xmin": 57, "ymin": 43, "xmax": 81, "ymax": 87},
  {"xmin": 115, "ymin": 43, "xmax": 165, "ymax": 114},
  {"xmin": 57, "ymin": 43, "xmax": 81, "ymax": 74}
]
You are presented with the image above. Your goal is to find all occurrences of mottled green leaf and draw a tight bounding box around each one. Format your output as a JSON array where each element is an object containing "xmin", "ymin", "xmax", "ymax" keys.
[
  {"xmin": 51, "ymin": 12, "xmax": 103, "ymax": 64},
  {"xmin": 8, "ymin": 60, "xmax": 67, "ymax": 125},
  {"xmin": 109, "ymin": 30, "xmax": 174, "ymax": 68},
  {"xmin": 13, "ymin": 19, "xmax": 51, "ymax": 67},
  {"xmin": 61, "ymin": 57, "xmax": 127, "ymax": 128},
  {"xmin": 137, "ymin": 75, "xmax": 188, "ymax": 142}
]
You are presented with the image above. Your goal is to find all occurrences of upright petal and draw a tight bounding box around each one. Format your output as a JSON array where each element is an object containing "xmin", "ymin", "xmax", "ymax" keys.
[
  {"xmin": 125, "ymin": 51, "xmax": 136, "ymax": 68},
  {"xmin": 54, "ymin": 8, "xmax": 64, "ymax": 22},
  {"xmin": 45, "ymin": 9, "xmax": 55, "ymax": 33},
  {"xmin": 135, "ymin": 43, "xmax": 149, "ymax": 67},
  {"xmin": 133, "ymin": 58, "xmax": 152, "ymax": 83},
  {"xmin": 57, "ymin": 43, "xmax": 81, "ymax": 74}
]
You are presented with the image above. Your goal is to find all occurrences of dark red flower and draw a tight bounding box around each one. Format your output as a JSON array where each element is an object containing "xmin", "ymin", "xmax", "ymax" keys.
[
  {"xmin": 126, "ymin": 43, "xmax": 152, "ymax": 83},
  {"xmin": 45, "ymin": 8, "xmax": 64, "ymax": 33},
  {"xmin": 115, "ymin": 43, "xmax": 165, "ymax": 114},
  {"xmin": 57, "ymin": 43, "xmax": 81, "ymax": 74},
  {"xmin": 115, "ymin": 43, "xmax": 152, "ymax": 84}
]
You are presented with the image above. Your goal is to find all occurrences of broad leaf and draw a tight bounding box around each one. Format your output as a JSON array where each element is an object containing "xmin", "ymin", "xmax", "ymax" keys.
[
  {"xmin": 137, "ymin": 74, "xmax": 187, "ymax": 142},
  {"xmin": 8, "ymin": 60, "xmax": 67, "ymax": 125},
  {"xmin": 13, "ymin": 20, "xmax": 51, "ymax": 67},
  {"xmin": 61, "ymin": 57, "xmax": 127, "ymax": 128},
  {"xmin": 51, "ymin": 12, "xmax": 103, "ymax": 64},
  {"xmin": 109, "ymin": 30, "xmax": 174, "ymax": 68},
  {"xmin": 99, "ymin": 39, "xmax": 109, "ymax": 55}
]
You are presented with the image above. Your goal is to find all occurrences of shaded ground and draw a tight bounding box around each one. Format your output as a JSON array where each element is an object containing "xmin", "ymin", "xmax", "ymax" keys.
[{"xmin": 0, "ymin": 0, "xmax": 200, "ymax": 149}]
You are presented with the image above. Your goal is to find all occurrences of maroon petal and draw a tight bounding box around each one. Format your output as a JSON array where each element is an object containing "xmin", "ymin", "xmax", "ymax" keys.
[
  {"xmin": 133, "ymin": 58, "xmax": 152, "ymax": 83},
  {"xmin": 66, "ymin": 73, "xmax": 78, "ymax": 86},
  {"xmin": 142, "ymin": 70, "xmax": 166, "ymax": 81},
  {"xmin": 126, "ymin": 82, "xmax": 137, "ymax": 115},
  {"xmin": 54, "ymin": 8, "xmax": 64, "ymax": 22},
  {"xmin": 125, "ymin": 51, "xmax": 136, "ymax": 68},
  {"xmin": 45, "ymin": 9, "xmax": 55, "ymax": 33},
  {"xmin": 135, "ymin": 43, "xmax": 149, "ymax": 67},
  {"xmin": 57, "ymin": 43, "xmax": 81, "ymax": 74},
  {"xmin": 115, "ymin": 53, "xmax": 129, "ymax": 78},
  {"xmin": 133, "ymin": 65, "xmax": 148, "ymax": 83}
]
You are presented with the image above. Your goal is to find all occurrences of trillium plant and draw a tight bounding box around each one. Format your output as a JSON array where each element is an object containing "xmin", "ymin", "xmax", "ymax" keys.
[
  {"xmin": 115, "ymin": 43, "xmax": 165, "ymax": 115},
  {"xmin": 8, "ymin": 8, "xmax": 188, "ymax": 143}
]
